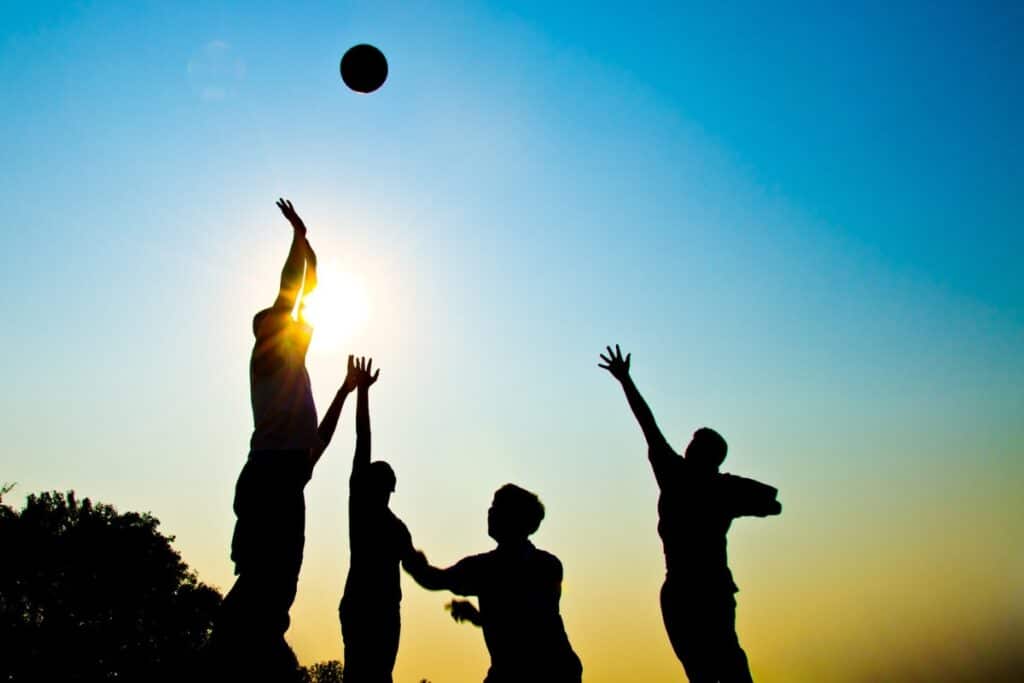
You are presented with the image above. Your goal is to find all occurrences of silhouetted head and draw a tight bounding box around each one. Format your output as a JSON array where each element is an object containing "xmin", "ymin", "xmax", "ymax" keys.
[
  {"xmin": 487, "ymin": 484, "xmax": 545, "ymax": 544},
  {"xmin": 684, "ymin": 427, "xmax": 728, "ymax": 472},
  {"xmin": 366, "ymin": 461, "xmax": 396, "ymax": 507},
  {"xmin": 252, "ymin": 307, "xmax": 312, "ymax": 352},
  {"xmin": 253, "ymin": 307, "xmax": 285, "ymax": 337}
]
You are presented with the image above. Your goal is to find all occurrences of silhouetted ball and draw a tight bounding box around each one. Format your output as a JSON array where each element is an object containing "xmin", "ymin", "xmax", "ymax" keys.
[{"xmin": 340, "ymin": 44, "xmax": 388, "ymax": 94}]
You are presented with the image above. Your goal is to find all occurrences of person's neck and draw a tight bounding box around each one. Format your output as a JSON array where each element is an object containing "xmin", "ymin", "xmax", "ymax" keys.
[{"xmin": 496, "ymin": 537, "xmax": 532, "ymax": 551}]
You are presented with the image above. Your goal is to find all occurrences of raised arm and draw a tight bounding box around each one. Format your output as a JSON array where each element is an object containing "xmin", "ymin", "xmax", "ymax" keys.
[
  {"xmin": 599, "ymin": 345, "xmax": 673, "ymax": 454},
  {"xmin": 269, "ymin": 198, "xmax": 312, "ymax": 315},
  {"xmin": 351, "ymin": 356, "xmax": 380, "ymax": 479},
  {"xmin": 311, "ymin": 355, "xmax": 359, "ymax": 466}
]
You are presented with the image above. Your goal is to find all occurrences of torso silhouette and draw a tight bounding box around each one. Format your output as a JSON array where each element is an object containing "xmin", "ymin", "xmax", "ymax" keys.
[
  {"xmin": 343, "ymin": 473, "xmax": 412, "ymax": 606},
  {"xmin": 249, "ymin": 316, "xmax": 318, "ymax": 452},
  {"xmin": 446, "ymin": 540, "xmax": 581, "ymax": 679},
  {"xmin": 652, "ymin": 445, "xmax": 779, "ymax": 594}
]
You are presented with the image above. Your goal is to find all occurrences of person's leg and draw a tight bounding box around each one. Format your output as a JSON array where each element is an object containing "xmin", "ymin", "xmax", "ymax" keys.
[
  {"xmin": 716, "ymin": 596, "xmax": 753, "ymax": 683},
  {"xmin": 660, "ymin": 582, "xmax": 716, "ymax": 683},
  {"xmin": 340, "ymin": 602, "xmax": 400, "ymax": 683},
  {"xmin": 340, "ymin": 600, "xmax": 367, "ymax": 682},
  {"xmin": 214, "ymin": 454, "xmax": 306, "ymax": 679},
  {"xmin": 210, "ymin": 571, "xmax": 300, "ymax": 681}
]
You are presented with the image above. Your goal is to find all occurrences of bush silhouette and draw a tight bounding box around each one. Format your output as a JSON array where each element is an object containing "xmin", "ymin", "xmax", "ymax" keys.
[{"xmin": 0, "ymin": 490, "xmax": 221, "ymax": 682}]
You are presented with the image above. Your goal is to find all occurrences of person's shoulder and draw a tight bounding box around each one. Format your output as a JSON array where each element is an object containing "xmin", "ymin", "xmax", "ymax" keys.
[
  {"xmin": 390, "ymin": 510, "xmax": 412, "ymax": 537},
  {"xmin": 532, "ymin": 547, "xmax": 564, "ymax": 575},
  {"xmin": 651, "ymin": 445, "xmax": 685, "ymax": 477},
  {"xmin": 450, "ymin": 550, "xmax": 493, "ymax": 578},
  {"xmin": 253, "ymin": 307, "xmax": 288, "ymax": 337}
]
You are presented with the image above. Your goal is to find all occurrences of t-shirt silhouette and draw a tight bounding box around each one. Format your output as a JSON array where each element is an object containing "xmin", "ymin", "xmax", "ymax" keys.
[
  {"xmin": 249, "ymin": 313, "xmax": 319, "ymax": 452},
  {"xmin": 342, "ymin": 470, "xmax": 413, "ymax": 607},
  {"xmin": 445, "ymin": 540, "xmax": 582, "ymax": 681},
  {"xmin": 650, "ymin": 443, "xmax": 780, "ymax": 593}
]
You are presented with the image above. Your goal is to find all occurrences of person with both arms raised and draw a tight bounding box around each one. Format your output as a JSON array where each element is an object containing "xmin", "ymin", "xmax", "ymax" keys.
[{"xmin": 211, "ymin": 199, "xmax": 356, "ymax": 680}]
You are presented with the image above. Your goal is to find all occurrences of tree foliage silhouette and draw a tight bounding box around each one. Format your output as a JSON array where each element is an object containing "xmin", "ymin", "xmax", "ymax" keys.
[
  {"xmin": 299, "ymin": 660, "xmax": 345, "ymax": 683},
  {"xmin": 0, "ymin": 490, "xmax": 221, "ymax": 682}
]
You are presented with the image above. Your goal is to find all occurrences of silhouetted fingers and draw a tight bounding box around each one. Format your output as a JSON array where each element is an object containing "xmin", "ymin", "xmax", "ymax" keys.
[
  {"xmin": 625, "ymin": 352, "xmax": 631, "ymax": 365},
  {"xmin": 615, "ymin": 343, "xmax": 623, "ymax": 360},
  {"xmin": 599, "ymin": 352, "xmax": 611, "ymax": 363},
  {"xmin": 372, "ymin": 369, "xmax": 381, "ymax": 382}
]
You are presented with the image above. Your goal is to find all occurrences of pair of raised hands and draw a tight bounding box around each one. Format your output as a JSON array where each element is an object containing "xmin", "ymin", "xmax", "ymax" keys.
[
  {"xmin": 342, "ymin": 355, "xmax": 380, "ymax": 393},
  {"xmin": 276, "ymin": 198, "xmax": 307, "ymax": 236}
]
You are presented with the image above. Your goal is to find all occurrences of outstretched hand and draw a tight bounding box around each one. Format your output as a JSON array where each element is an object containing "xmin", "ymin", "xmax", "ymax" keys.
[
  {"xmin": 446, "ymin": 599, "xmax": 482, "ymax": 626},
  {"xmin": 353, "ymin": 356, "xmax": 380, "ymax": 390},
  {"xmin": 598, "ymin": 344, "xmax": 631, "ymax": 381},
  {"xmin": 276, "ymin": 198, "xmax": 307, "ymax": 235},
  {"xmin": 341, "ymin": 355, "xmax": 359, "ymax": 393}
]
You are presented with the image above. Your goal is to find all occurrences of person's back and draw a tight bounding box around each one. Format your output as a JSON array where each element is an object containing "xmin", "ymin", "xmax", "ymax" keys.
[
  {"xmin": 249, "ymin": 312, "xmax": 318, "ymax": 453},
  {"xmin": 337, "ymin": 358, "xmax": 420, "ymax": 683},
  {"xmin": 656, "ymin": 455, "xmax": 780, "ymax": 595},
  {"xmin": 460, "ymin": 541, "xmax": 579, "ymax": 682},
  {"xmin": 344, "ymin": 472, "xmax": 410, "ymax": 607}
]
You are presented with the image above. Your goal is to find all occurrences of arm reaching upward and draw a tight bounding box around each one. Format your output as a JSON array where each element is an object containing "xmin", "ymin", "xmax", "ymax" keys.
[
  {"xmin": 599, "ymin": 345, "xmax": 678, "ymax": 483},
  {"xmin": 267, "ymin": 198, "xmax": 311, "ymax": 316},
  {"xmin": 302, "ymin": 232, "xmax": 317, "ymax": 296},
  {"xmin": 351, "ymin": 356, "xmax": 380, "ymax": 479},
  {"xmin": 311, "ymin": 355, "xmax": 359, "ymax": 466}
]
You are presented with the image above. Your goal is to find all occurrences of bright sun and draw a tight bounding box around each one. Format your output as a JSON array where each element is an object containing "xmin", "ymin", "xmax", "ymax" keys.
[{"xmin": 298, "ymin": 267, "xmax": 370, "ymax": 349}]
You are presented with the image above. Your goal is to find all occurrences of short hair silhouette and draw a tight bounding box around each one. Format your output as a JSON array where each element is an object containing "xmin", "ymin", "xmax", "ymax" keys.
[
  {"xmin": 685, "ymin": 427, "xmax": 728, "ymax": 469},
  {"xmin": 367, "ymin": 460, "xmax": 396, "ymax": 493},
  {"xmin": 489, "ymin": 483, "xmax": 545, "ymax": 540}
]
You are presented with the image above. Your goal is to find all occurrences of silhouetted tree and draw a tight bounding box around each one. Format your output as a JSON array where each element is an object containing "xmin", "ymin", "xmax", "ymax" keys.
[
  {"xmin": 299, "ymin": 659, "xmax": 345, "ymax": 683},
  {"xmin": 0, "ymin": 490, "xmax": 221, "ymax": 682}
]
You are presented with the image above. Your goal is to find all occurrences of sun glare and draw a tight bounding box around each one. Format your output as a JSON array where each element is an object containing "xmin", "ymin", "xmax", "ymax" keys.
[{"xmin": 298, "ymin": 267, "xmax": 369, "ymax": 349}]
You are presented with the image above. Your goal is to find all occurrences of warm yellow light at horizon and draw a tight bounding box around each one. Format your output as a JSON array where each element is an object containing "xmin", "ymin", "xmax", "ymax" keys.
[{"xmin": 300, "ymin": 267, "xmax": 370, "ymax": 350}]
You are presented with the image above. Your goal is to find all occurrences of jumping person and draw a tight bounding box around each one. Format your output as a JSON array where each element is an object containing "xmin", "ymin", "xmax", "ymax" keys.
[
  {"xmin": 210, "ymin": 199, "xmax": 356, "ymax": 680},
  {"xmin": 339, "ymin": 356, "xmax": 422, "ymax": 683},
  {"xmin": 599, "ymin": 344, "xmax": 782, "ymax": 683},
  {"xmin": 406, "ymin": 484, "xmax": 583, "ymax": 683}
]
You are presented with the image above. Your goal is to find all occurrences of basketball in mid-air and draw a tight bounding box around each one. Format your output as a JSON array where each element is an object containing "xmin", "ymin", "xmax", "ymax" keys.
[{"xmin": 340, "ymin": 44, "xmax": 388, "ymax": 94}]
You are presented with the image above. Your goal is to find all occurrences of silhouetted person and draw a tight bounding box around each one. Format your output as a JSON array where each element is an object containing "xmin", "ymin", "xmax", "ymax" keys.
[
  {"xmin": 406, "ymin": 484, "xmax": 583, "ymax": 683},
  {"xmin": 210, "ymin": 199, "xmax": 357, "ymax": 681},
  {"xmin": 599, "ymin": 344, "xmax": 781, "ymax": 683},
  {"xmin": 339, "ymin": 356, "xmax": 421, "ymax": 683}
]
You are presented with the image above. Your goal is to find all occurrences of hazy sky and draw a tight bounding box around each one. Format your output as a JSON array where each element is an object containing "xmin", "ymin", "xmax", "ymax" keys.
[{"xmin": 2, "ymin": 2, "xmax": 1022, "ymax": 681}]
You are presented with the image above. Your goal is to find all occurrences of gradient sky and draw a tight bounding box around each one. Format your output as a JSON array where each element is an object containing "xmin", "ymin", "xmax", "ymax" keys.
[{"xmin": 2, "ymin": 2, "xmax": 1022, "ymax": 681}]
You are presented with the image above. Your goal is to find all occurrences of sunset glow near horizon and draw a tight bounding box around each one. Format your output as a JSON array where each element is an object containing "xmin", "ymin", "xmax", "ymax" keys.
[{"xmin": 1, "ymin": 2, "xmax": 1022, "ymax": 682}]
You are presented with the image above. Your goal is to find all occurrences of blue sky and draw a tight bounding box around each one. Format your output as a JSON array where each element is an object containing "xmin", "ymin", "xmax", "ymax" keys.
[{"xmin": 2, "ymin": 2, "xmax": 1022, "ymax": 681}]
